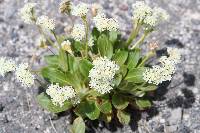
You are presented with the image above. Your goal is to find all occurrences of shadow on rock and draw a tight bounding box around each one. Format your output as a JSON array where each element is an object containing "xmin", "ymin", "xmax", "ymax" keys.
[
  {"xmin": 183, "ymin": 72, "xmax": 196, "ymax": 86},
  {"xmin": 152, "ymin": 81, "xmax": 171, "ymax": 101},
  {"xmin": 84, "ymin": 105, "xmax": 159, "ymax": 133},
  {"xmin": 167, "ymin": 88, "xmax": 195, "ymax": 109},
  {"xmin": 165, "ymin": 38, "xmax": 184, "ymax": 48}
]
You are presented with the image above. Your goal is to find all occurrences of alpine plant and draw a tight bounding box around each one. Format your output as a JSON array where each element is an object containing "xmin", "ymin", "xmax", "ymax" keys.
[{"xmin": 0, "ymin": 1, "xmax": 181, "ymax": 132}]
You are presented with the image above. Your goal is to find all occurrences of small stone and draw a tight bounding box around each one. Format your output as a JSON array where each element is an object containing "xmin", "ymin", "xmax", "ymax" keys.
[
  {"xmin": 155, "ymin": 125, "xmax": 165, "ymax": 132},
  {"xmin": 160, "ymin": 118, "xmax": 166, "ymax": 124},
  {"xmin": 183, "ymin": 114, "xmax": 190, "ymax": 120},
  {"xmin": 168, "ymin": 108, "xmax": 182, "ymax": 125}
]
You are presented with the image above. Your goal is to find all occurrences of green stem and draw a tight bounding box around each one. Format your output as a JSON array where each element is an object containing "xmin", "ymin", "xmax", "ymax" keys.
[
  {"xmin": 130, "ymin": 32, "xmax": 149, "ymax": 50},
  {"xmin": 36, "ymin": 25, "xmax": 55, "ymax": 47},
  {"xmin": 51, "ymin": 30, "xmax": 60, "ymax": 47},
  {"xmin": 126, "ymin": 20, "xmax": 141, "ymax": 47},
  {"xmin": 82, "ymin": 17, "xmax": 89, "ymax": 58},
  {"xmin": 137, "ymin": 51, "xmax": 155, "ymax": 67}
]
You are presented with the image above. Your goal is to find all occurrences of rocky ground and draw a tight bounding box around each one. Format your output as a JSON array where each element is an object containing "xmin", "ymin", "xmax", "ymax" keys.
[{"xmin": 0, "ymin": 0, "xmax": 200, "ymax": 133}]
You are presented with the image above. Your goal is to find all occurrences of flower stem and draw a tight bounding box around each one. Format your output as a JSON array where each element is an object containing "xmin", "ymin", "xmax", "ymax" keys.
[
  {"xmin": 130, "ymin": 31, "xmax": 149, "ymax": 50},
  {"xmin": 82, "ymin": 17, "xmax": 89, "ymax": 58},
  {"xmin": 51, "ymin": 30, "xmax": 60, "ymax": 47},
  {"xmin": 138, "ymin": 51, "xmax": 155, "ymax": 67},
  {"xmin": 126, "ymin": 20, "xmax": 141, "ymax": 47}
]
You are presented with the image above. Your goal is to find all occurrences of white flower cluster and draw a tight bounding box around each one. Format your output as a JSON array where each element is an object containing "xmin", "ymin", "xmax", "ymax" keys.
[
  {"xmin": 93, "ymin": 13, "xmax": 119, "ymax": 32},
  {"xmin": 89, "ymin": 57, "xmax": 119, "ymax": 94},
  {"xmin": 143, "ymin": 47, "xmax": 181, "ymax": 85},
  {"xmin": 71, "ymin": 2, "xmax": 89, "ymax": 17},
  {"xmin": 0, "ymin": 57, "xmax": 16, "ymax": 77},
  {"xmin": 167, "ymin": 47, "xmax": 181, "ymax": 64},
  {"xmin": 132, "ymin": 1, "xmax": 169, "ymax": 27},
  {"xmin": 36, "ymin": 16, "xmax": 56, "ymax": 31},
  {"xmin": 19, "ymin": 3, "xmax": 37, "ymax": 24},
  {"xmin": 71, "ymin": 24, "xmax": 86, "ymax": 41},
  {"xmin": 15, "ymin": 63, "xmax": 34, "ymax": 87},
  {"xmin": 46, "ymin": 83, "xmax": 76, "ymax": 107}
]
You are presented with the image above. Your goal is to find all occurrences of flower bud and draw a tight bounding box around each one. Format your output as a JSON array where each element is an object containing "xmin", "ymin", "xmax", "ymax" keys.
[
  {"xmin": 59, "ymin": 0, "xmax": 71, "ymax": 14},
  {"xmin": 149, "ymin": 41, "xmax": 159, "ymax": 51},
  {"xmin": 91, "ymin": 3, "xmax": 103, "ymax": 17},
  {"xmin": 61, "ymin": 40, "xmax": 73, "ymax": 55},
  {"xmin": 37, "ymin": 36, "xmax": 47, "ymax": 48}
]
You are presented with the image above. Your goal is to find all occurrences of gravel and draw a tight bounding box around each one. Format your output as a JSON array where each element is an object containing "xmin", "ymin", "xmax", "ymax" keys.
[{"xmin": 0, "ymin": 0, "xmax": 200, "ymax": 133}]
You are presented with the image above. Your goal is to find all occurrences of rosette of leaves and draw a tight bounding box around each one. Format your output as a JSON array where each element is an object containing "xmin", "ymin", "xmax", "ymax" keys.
[{"xmin": 37, "ymin": 28, "xmax": 156, "ymax": 132}]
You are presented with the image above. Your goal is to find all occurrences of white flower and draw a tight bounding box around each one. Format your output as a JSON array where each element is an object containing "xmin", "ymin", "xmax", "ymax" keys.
[
  {"xmin": 19, "ymin": 3, "xmax": 37, "ymax": 24},
  {"xmin": 71, "ymin": 24, "xmax": 85, "ymax": 41},
  {"xmin": 153, "ymin": 7, "xmax": 169, "ymax": 21},
  {"xmin": 144, "ymin": 7, "xmax": 169, "ymax": 27},
  {"xmin": 143, "ymin": 65, "xmax": 163, "ymax": 85},
  {"xmin": 132, "ymin": 1, "xmax": 152, "ymax": 20},
  {"xmin": 88, "ymin": 36, "xmax": 94, "ymax": 46},
  {"xmin": 36, "ymin": 16, "xmax": 56, "ymax": 30},
  {"xmin": 15, "ymin": 63, "xmax": 34, "ymax": 87},
  {"xmin": 167, "ymin": 47, "xmax": 181, "ymax": 64},
  {"xmin": 143, "ymin": 48, "xmax": 181, "ymax": 85},
  {"xmin": 61, "ymin": 40, "xmax": 73, "ymax": 54},
  {"xmin": 89, "ymin": 57, "xmax": 119, "ymax": 94},
  {"xmin": 71, "ymin": 3, "xmax": 89, "ymax": 17},
  {"xmin": 132, "ymin": 1, "xmax": 169, "ymax": 28},
  {"xmin": 143, "ymin": 14, "xmax": 158, "ymax": 27},
  {"xmin": 70, "ymin": 96, "xmax": 81, "ymax": 106},
  {"xmin": 0, "ymin": 57, "xmax": 16, "ymax": 77},
  {"xmin": 93, "ymin": 13, "xmax": 108, "ymax": 31},
  {"xmin": 93, "ymin": 13, "xmax": 119, "ymax": 32},
  {"xmin": 107, "ymin": 18, "xmax": 119, "ymax": 31},
  {"xmin": 46, "ymin": 83, "xmax": 76, "ymax": 107}
]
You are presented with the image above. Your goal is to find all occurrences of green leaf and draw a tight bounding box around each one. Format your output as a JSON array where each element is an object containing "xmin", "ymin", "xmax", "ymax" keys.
[
  {"xmin": 71, "ymin": 117, "xmax": 85, "ymax": 133},
  {"xmin": 44, "ymin": 55, "xmax": 59, "ymax": 66},
  {"xmin": 125, "ymin": 67, "xmax": 145, "ymax": 83},
  {"xmin": 41, "ymin": 67, "xmax": 68, "ymax": 85},
  {"xmin": 75, "ymin": 100, "xmax": 100, "ymax": 120},
  {"xmin": 58, "ymin": 49, "xmax": 68, "ymax": 72},
  {"xmin": 100, "ymin": 113, "xmax": 112, "ymax": 123},
  {"xmin": 112, "ymin": 93, "xmax": 129, "ymax": 110},
  {"xmin": 135, "ymin": 99, "xmax": 152, "ymax": 110},
  {"xmin": 97, "ymin": 34, "xmax": 113, "ymax": 59},
  {"xmin": 117, "ymin": 110, "xmax": 130, "ymax": 125},
  {"xmin": 119, "ymin": 82, "xmax": 145, "ymax": 97},
  {"xmin": 112, "ymin": 50, "xmax": 128, "ymax": 66},
  {"xmin": 79, "ymin": 59, "xmax": 93, "ymax": 79},
  {"xmin": 119, "ymin": 65, "xmax": 128, "ymax": 77},
  {"xmin": 68, "ymin": 55, "xmax": 79, "ymax": 72},
  {"xmin": 109, "ymin": 31, "xmax": 118, "ymax": 44},
  {"xmin": 127, "ymin": 48, "xmax": 141, "ymax": 69},
  {"xmin": 92, "ymin": 27, "xmax": 100, "ymax": 41},
  {"xmin": 73, "ymin": 41, "xmax": 84, "ymax": 52},
  {"xmin": 129, "ymin": 90, "xmax": 145, "ymax": 97},
  {"xmin": 95, "ymin": 95, "xmax": 112, "ymax": 114},
  {"xmin": 37, "ymin": 93, "xmax": 72, "ymax": 113},
  {"xmin": 137, "ymin": 85, "xmax": 157, "ymax": 92},
  {"xmin": 41, "ymin": 67, "xmax": 82, "ymax": 89},
  {"xmin": 112, "ymin": 74, "xmax": 123, "ymax": 87}
]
